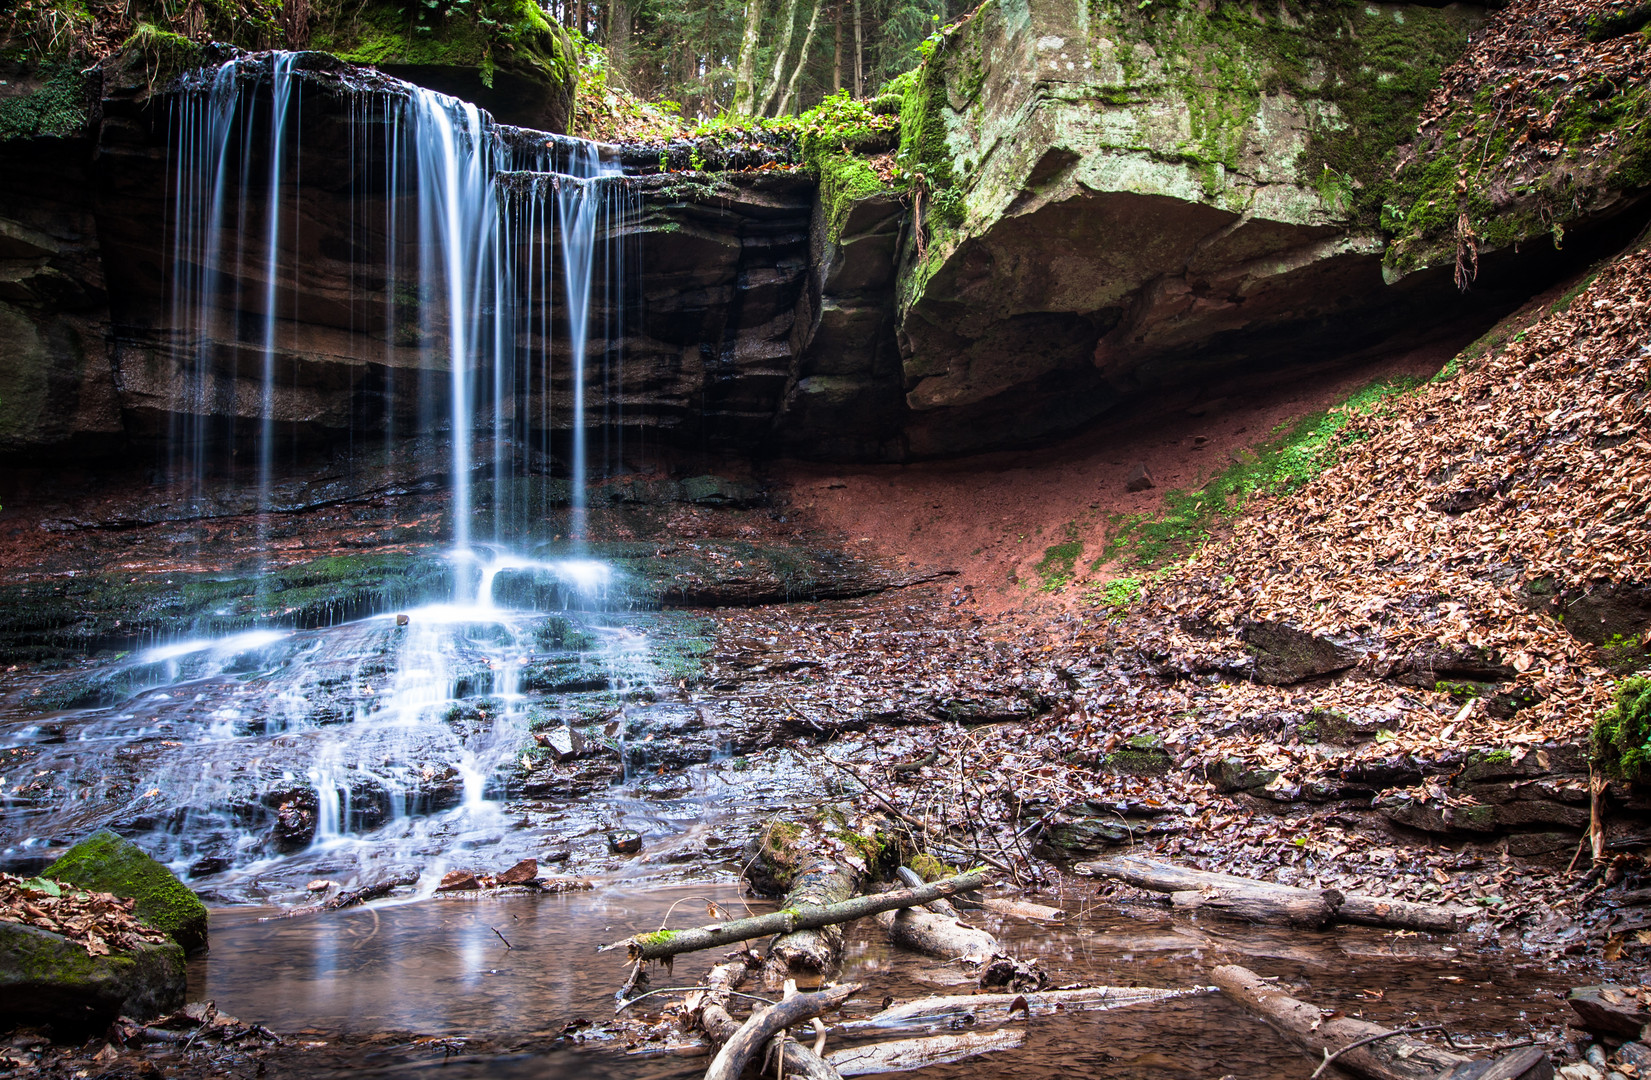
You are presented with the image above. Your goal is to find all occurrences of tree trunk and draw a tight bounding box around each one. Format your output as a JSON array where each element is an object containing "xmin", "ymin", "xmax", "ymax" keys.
[
  {"xmin": 769, "ymin": 856, "xmax": 860, "ymax": 977},
  {"xmin": 1213, "ymin": 965, "xmax": 1485, "ymax": 1080},
  {"xmin": 600, "ymin": 870, "xmax": 989, "ymax": 961},
  {"xmin": 606, "ymin": 0, "xmax": 630, "ymax": 71},
  {"xmin": 758, "ymin": 0, "xmax": 804, "ymax": 115},
  {"xmin": 883, "ymin": 908, "xmax": 1000, "ymax": 963},
  {"xmin": 775, "ymin": 0, "xmax": 823, "ymax": 115},
  {"xmin": 731, "ymin": 0, "xmax": 766, "ymax": 114},
  {"xmin": 851, "ymin": 0, "xmax": 863, "ymax": 96},
  {"xmin": 827, "ymin": 1030, "xmax": 1025, "ymax": 1077},
  {"xmin": 1078, "ymin": 855, "xmax": 1469, "ymax": 933},
  {"xmin": 836, "ymin": 985, "xmax": 1207, "ymax": 1031},
  {"xmin": 832, "ymin": 0, "xmax": 842, "ymax": 93}
]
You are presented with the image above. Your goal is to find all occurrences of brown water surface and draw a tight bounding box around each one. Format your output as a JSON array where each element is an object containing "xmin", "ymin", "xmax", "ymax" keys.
[{"xmin": 186, "ymin": 885, "xmax": 1573, "ymax": 1079}]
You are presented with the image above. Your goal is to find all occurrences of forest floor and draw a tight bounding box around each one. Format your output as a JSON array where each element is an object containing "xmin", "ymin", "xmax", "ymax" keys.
[{"xmin": 756, "ymin": 233, "xmax": 1651, "ymax": 982}]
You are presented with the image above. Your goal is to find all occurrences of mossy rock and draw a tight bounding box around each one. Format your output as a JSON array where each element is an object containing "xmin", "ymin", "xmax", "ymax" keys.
[
  {"xmin": 0, "ymin": 922, "xmax": 184, "ymax": 1032},
  {"xmin": 45, "ymin": 831, "xmax": 209, "ymax": 954},
  {"xmin": 310, "ymin": 0, "xmax": 577, "ymax": 132},
  {"xmin": 1104, "ymin": 736, "xmax": 1173, "ymax": 777},
  {"xmin": 1593, "ymin": 676, "xmax": 1651, "ymax": 782}
]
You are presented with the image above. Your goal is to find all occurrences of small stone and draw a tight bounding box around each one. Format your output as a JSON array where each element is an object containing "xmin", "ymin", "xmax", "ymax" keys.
[
  {"xmin": 305, "ymin": 879, "xmax": 334, "ymax": 893},
  {"xmin": 395, "ymin": 613, "xmax": 410, "ymax": 627},
  {"xmin": 496, "ymin": 859, "xmax": 538, "ymax": 886},
  {"xmin": 1124, "ymin": 463, "xmax": 1155, "ymax": 492},
  {"xmin": 607, "ymin": 831, "xmax": 643, "ymax": 855},
  {"xmin": 1616, "ymin": 1041, "xmax": 1651, "ymax": 1068},
  {"xmin": 437, "ymin": 870, "xmax": 480, "ymax": 892},
  {"xmin": 1571, "ymin": 986, "xmax": 1651, "ymax": 1037},
  {"xmin": 541, "ymin": 846, "xmax": 572, "ymax": 864}
]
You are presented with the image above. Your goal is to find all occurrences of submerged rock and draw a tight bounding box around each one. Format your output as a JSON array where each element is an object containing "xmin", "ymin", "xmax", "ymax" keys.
[
  {"xmin": 45, "ymin": 831, "xmax": 209, "ymax": 954},
  {"xmin": 0, "ymin": 922, "xmax": 185, "ymax": 1032}
]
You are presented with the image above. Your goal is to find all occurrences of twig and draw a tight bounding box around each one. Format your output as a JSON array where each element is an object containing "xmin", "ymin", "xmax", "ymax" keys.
[
  {"xmin": 614, "ymin": 985, "xmax": 776, "ymax": 1014},
  {"xmin": 1308, "ymin": 1025, "xmax": 1454, "ymax": 1080},
  {"xmin": 491, "ymin": 926, "xmax": 513, "ymax": 950}
]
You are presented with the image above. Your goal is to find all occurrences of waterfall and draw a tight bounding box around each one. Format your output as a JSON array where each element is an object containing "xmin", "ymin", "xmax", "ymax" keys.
[{"xmin": 164, "ymin": 52, "xmax": 635, "ymax": 564}]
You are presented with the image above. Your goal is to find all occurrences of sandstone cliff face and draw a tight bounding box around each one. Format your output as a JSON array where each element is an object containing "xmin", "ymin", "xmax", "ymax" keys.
[{"xmin": 884, "ymin": 0, "xmax": 1488, "ymax": 455}]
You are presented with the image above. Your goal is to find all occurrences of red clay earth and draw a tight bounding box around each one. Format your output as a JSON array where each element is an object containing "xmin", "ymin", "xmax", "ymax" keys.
[{"xmin": 778, "ymin": 339, "xmax": 1461, "ymax": 616}]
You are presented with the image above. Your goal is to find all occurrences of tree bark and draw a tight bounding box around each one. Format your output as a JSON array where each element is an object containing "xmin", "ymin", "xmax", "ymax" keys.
[
  {"xmin": 769, "ymin": 857, "xmax": 861, "ymax": 977},
  {"xmin": 689, "ymin": 961, "xmax": 841, "ymax": 1080},
  {"xmin": 758, "ymin": 0, "xmax": 803, "ymax": 114},
  {"xmin": 832, "ymin": 0, "xmax": 842, "ymax": 93},
  {"xmin": 600, "ymin": 869, "xmax": 989, "ymax": 961},
  {"xmin": 731, "ymin": 0, "xmax": 767, "ymax": 114},
  {"xmin": 704, "ymin": 984, "xmax": 859, "ymax": 1080},
  {"xmin": 851, "ymin": 0, "xmax": 863, "ymax": 96},
  {"xmin": 1078, "ymin": 855, "xmax": 1469, "ymax": 933},
  {"xmin": 1212, "ymin": 964, "xmax": 1475, "ymax": 1080},
  {"xmin": 774, "ymin": 0, "xmax": 823, "ymax": 115},
  {"xmin": 836, "ymin": 985, "xmax": 1209, "ymax": 1031}
]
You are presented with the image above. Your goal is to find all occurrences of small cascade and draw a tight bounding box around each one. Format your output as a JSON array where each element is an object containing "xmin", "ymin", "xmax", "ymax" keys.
[{"xmin": 0, "ymin": 54, "xmax": 691, "ymax": 892}]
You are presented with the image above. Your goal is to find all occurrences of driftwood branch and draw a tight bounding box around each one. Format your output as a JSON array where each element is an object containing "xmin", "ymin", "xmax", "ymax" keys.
[
  {"xmin": 601, "ymin": 870, "xmax": 989, "ymax": 961},
  {"xmin": 703, "ymin": 983, "xmax": 859, "ymax": 1080},
  {"xmin": 837, "ymin": 985, "xmax": 1211, "ymax": 1031},
  {"xmin": 1078, "ymin": 856, "xmax": 1470, "ymax": 933},
  {"xmin": 1212, "ymin": 964, "xmax": 1470, "ymax": 1080},
  {"xmin": 689, "ymin": 961, "xmax": 841, "ymax": 1080},
  {"xmin": 826, "ymin": 1029, "xmax": 1025, "ymax": 1076},
  {"xmin": 884, "ymin": 866, "xmax": 1000, "ymax": 963}
]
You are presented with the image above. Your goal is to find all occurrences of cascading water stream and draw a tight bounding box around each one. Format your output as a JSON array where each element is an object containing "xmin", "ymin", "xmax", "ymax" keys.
[{"xmin": 0, "ymin": 54, "xmax": 672, "ymax": 894}]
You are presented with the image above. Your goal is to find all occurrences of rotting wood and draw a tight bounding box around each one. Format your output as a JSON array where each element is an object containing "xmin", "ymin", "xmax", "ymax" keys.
[
  {"xmin": 1212, "ymin": 964, "xmax": 1473, "ymax": 1080},
  {"xmin": 688, "ymin": 959, "xmax": 841, "ymax": 1080},
  {"xmin": 770, "ymin": 857, "xmax": 862, "ymax": 978},
  {"xmin": 979, "ymin": 897, "xmax": 1066, "ymax": 921},
  {"xmin": 884, "ymin": 866, "xmax": 1001, "ymax": 963},
  {"xmin": 1170, "ymin": 886, "xmax": 1339, "ymax": 929},
  {"xmin": 826, "ymin": 1029, "xmax": 1026, "ymax": 1076},
  {"xmin": 600, "ymin": 870, "xmax": 989, "ymax": 961},
  {"xmin": 1078, "ymin": 856, "xmax": 1470, "ymax": 933},
  {"xmin": 703, "ymin": 983, "xmax": 859, "ymax": 1080},
  {"xmin": 836, "ymin": 985, "xmax": 1211, "ymax": 1031}
]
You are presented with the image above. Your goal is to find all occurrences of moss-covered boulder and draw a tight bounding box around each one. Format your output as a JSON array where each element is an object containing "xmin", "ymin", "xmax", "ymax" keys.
[
  {"xmin": 45, "ymin": 832, "xmax": 209, "ymax": 954},
  {"xmin": 311, "ymin": 0, "xmax": 577, "ymax": 132},
  {"xmin": 0, "ymin": 922, "xmax": 184, "ymax": 1031},
  {"xmin": 890, "ymin": 0, "xmax": 1484, "ymax": 455}
]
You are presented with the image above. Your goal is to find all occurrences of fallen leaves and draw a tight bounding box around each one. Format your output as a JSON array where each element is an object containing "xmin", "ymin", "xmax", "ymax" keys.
[{"xmin": 0, "ymin": 872, "xmax": 170, "ymax": 956}]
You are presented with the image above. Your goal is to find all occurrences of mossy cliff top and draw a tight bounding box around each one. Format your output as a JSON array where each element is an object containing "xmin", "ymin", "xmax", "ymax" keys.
[
  {"xmin": 0, "ymin": 0, "xmax": 577, "ymax": 136},
  {"xmin": 311, "ymin": 0, "xmax": 577, "ymax": 131},
  {"xmin": 44, "ymin": 830, "xmax": 209, "ymax": 954}
]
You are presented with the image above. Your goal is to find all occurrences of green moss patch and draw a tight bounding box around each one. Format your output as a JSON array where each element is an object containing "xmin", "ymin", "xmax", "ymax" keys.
[
  {"xmin": 45, "ymin": 831, "xmax": 209, "ymax": 954},
  {"xmin": 0, "ymin": 60, "xmax": 93, "ymax": 140},
  {"xmin": 1593, "ymin": 676, "xmax": 1651, "ymax": 782}
]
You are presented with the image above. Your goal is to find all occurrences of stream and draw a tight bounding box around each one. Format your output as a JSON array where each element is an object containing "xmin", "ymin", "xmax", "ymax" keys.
[{"xmin": 182, "ymin": 883, "xmax": 1572, "ymax": 1078}]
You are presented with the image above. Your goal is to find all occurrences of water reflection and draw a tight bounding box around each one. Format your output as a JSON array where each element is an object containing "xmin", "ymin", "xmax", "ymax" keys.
[{"xmin": 193, "ymin": 886, "xmax": 1573, "ymax": 1079}]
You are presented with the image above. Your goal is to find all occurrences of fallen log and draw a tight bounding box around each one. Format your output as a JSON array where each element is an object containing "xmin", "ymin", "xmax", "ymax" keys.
[
  {"xmin": 837, "ymin": 985, "xmax": 1211, "ymax": 1031},
  {"xmin": 882, "ymin": 908, "xmax": 1000, "ymax": 964},
  {"xmin": 1078, "ymin": 856, "xmax": 1469, "ymax": 933},
  {"xmin": 1212, "ymin": 964, "xmax": 1471, "ymax": 1080},
  {"xmin": 600, "ymin": 869, "xmax": 988, "ymax": 962},
  {"xmin": 885, "ymin": 866, "xmax": 1000, "ymax": 964},
  {"xmin": 688, "ymin": 960, "xmax": 841, "ymax": 1080},
  {"xmin": 980, "ymin": 898, "xmax": 1066, "ymax": 921},
  {"xmin": 826, "ymin": 1029, "xmax": 1025, "ymax": 1076},
  {"xmin": 703, "ymin": 983, "xmax": 859, "ymax": 1080},
  {"xmin": 771, "ymin": 858, "xmax": 862, "ymax": 977}
]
